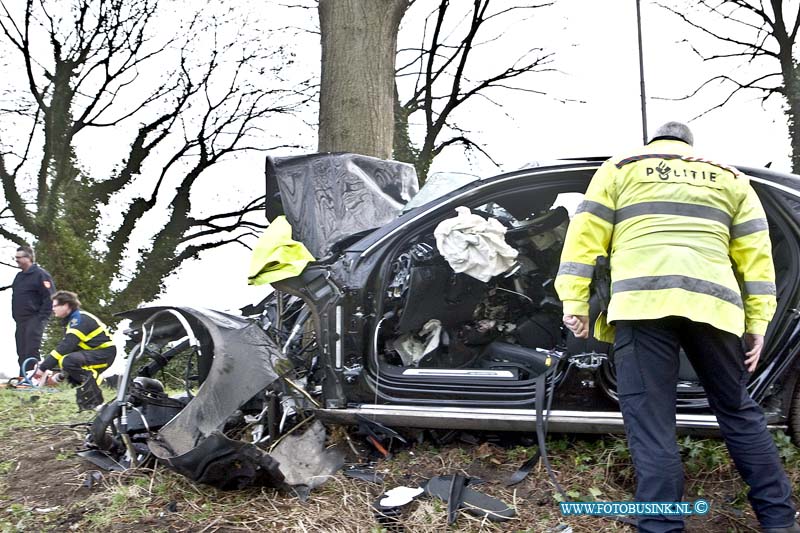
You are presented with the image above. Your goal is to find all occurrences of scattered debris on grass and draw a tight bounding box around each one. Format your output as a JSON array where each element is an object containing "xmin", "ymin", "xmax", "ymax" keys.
[{"xmin": 2, "ymin": 387, "xmax": 797, "ymax": 531}]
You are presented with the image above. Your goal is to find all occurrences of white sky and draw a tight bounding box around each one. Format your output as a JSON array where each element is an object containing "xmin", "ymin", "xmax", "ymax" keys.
[{"xmin": 0, "ymin": 1, "xmax": 794, "ymax": 377}]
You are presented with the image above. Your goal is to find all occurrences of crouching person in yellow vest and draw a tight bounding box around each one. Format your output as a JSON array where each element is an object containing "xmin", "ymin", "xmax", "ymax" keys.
[{"xmin": 35, "ymin": 290, "xmax": 116, "ymax": 411}]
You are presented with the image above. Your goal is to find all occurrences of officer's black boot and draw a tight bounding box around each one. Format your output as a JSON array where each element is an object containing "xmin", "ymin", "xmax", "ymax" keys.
[{"xmin": 76, "ymin": 377, "xmax": 103, "ymax": 412}]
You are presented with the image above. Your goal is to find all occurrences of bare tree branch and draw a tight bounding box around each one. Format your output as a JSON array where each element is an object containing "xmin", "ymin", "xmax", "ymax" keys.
[
  {"xmin": 661, "ymin": 0, "xmax": 800, "ymax": 171},
  {"xmin": 656, "ymin": 2, "xmax": 779, "ymax": 58},
  {"xmin": 0, "ymin": 0, "xmax": 308, "ymax": 316},
  {"xmin": 396, "ymin": 0, "xmax": 556, "ymax": 179},
  {"xmin": 0, "ymin": 149, "xmax": 35, "ymax": 232},
  {"xmin": 434, "ymin": 134, "xmax": 499, "ymax": 165},
  {"xmin": 184, "ymin": 196, "xmax": 267, "ymax": 243},
  {"xmin": 12, "ymin": 105, "xmax": 39, "ymax": 177}
]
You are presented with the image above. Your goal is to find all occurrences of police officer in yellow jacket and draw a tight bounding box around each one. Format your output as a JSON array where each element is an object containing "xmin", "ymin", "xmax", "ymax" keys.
[
  {"xmin": 36, "ymin": 290, "xmax": 116, "ymax": 411},
  {"xmin": 555, "ymin": 122, "xmax": 798, "ymax": 533}
]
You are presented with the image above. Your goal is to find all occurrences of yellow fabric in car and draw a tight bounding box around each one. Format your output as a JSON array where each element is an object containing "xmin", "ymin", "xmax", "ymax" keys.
[{"xmin": 248, "ymin": 216, "xmax": 315, "ymax": 286}]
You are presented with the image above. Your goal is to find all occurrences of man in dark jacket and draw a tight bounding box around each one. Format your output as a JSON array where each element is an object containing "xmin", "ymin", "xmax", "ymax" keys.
[
  {"xmin": 36, "ymin": 290, "xmax": 116, "ymax": 410},
  {"xmin": 11, "ymin": 245, "xmax": 54, "ymax": 372}
]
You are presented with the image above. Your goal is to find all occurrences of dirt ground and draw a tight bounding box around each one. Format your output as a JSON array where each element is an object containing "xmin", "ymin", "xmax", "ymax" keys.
[
  {"xmin": 0, "ymin": 387, "xmax": 789, "ymax": 532},
  {"xmin": 5, "ymin": 425, "xmax": 99, "ymax": 529}
]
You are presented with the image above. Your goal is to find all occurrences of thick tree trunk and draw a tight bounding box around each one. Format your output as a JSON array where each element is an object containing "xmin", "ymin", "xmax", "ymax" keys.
[
  {"xmin": 318, "ymin": 0, "xmax": 407, "ymax": 159},
  {"xmin": 783, "ymin": 67, "xmax": 800, "ymax": 174},
  {"xmin": 786, "ymin": 95, "xmax": 800, "ymax": 174},
  {"xmin": 775, "ymin": 32, "xmax": 800, "ymax": 174}
]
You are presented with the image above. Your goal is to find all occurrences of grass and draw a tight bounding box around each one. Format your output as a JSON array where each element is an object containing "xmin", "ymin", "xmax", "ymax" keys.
[
  {"xmin": 0, "ymin": 385, "xmax": 94, "ymax": 428},
  {"xmin": 1, "ymin": 384, "xmax": 799, "ymax": 532}
]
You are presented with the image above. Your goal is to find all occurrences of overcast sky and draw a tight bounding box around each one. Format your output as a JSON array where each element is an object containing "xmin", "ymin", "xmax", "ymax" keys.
[{"xmin": 0, "ymin": 0, "xmax": 794, "ymax": 377}]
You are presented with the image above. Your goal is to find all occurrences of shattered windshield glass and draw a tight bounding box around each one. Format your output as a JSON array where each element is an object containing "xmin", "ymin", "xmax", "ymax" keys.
[{"xmin": 402, "ymin": 171, "xmax": 481, "ymax": 212}]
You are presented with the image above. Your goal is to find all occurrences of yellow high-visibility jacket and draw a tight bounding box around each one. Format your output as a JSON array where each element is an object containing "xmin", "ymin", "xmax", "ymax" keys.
[{"xmin": 555, "ymin": 139, "xmax": 776, "ymax": 341}]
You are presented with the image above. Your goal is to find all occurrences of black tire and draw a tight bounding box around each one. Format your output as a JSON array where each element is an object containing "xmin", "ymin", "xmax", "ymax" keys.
[{"xmin": 788, "ymin": 377, "xmax": 800, "ymax": 446}]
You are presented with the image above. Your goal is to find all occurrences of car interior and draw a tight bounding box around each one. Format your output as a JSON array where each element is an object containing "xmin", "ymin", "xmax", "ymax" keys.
[{"xmin": 363, "ymin": 179, "xmax": 798, "ymax": 409}]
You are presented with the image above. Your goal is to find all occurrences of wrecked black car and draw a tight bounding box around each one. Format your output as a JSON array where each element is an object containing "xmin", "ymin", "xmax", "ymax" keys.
[{"xmin": 84, "ymin": 153, "xmax": 800, "ymax": 489}]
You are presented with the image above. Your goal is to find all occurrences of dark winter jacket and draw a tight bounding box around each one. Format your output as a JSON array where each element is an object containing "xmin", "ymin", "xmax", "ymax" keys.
[{"xmin": 11, "ymin": 264, "xmax": 55, "ymax": 321}]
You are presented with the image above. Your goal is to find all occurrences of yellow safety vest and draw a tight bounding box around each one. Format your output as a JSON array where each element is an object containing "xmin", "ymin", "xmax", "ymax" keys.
[{"xmin": 555, "ymin": 139, "xmax": 776, "ymax": 342}]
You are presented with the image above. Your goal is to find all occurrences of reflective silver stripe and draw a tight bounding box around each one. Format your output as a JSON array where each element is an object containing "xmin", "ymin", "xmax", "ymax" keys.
[
  {"xmin": 612, "ymin": 275, "xmax": 743, "ymax": 308},
  {"xmin": 575, "ymin": 200, "xmax": 615, "ymax": 224},
  {"xmin": 616, "ymin": 201, "xmax": 731, "ymax": 226},
  {"xmin": 731, "ymin": 218, "xmax": 768, "ymax": 239},
  {"xmin": 557, "ymin": 262, "xmax": 595, "ymax": 278},
  {"xmin": 744, "ymin": 281, "xmax": 776, "ymax": 296}
]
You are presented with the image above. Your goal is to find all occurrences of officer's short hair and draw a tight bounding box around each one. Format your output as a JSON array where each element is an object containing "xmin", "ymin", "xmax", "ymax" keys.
[
  {"xmin": 16, "ymin": 245, "xmax": 34, "ymax": 262},
  {"xmin": 650, "ymin": 121, "xmax": 694, "ymax": 146},
  {"xmin": 52, "ymin": 290, "xmax": 81, "ymax": 311}
]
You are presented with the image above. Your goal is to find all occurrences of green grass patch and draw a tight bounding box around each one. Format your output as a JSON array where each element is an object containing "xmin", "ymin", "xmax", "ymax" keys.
[
  {"xmin": 0, "ymin": 387, "xmax": 95, "ymax": 429},
  {"xmin": 0, "ymin": 461, "xmax": 15, "ymax": 476}
]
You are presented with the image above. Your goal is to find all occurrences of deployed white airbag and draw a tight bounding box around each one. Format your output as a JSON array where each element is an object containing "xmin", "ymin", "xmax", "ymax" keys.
[{"xmin": 434, "ymin": 206, "xmax": 518, "ymax": 282}]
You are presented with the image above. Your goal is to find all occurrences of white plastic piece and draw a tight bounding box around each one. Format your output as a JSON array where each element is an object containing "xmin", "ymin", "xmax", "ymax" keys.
[
  {"xmin": 379, "ymin": 486, "xmax": 425, "ymax": 507},
  {"xmin": 388, "ymin": 319, "xmax": 442, "ymax": 366}
]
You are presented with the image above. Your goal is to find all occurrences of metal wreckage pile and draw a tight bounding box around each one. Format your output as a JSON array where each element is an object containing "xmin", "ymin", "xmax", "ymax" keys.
[{"xmin": 80, "ymin": 153, "xmax": 578, "ymax": 524}]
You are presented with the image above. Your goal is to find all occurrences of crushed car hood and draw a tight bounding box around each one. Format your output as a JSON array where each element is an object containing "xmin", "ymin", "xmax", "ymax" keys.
[
  {"xmin": 125, "ymin": 309, "xmax": 282, "ymax": 458},
  {"xmin": 102, "ymin": 306, "xmax": 342, "ymax": 490},
  {"xmin": 265, "ymin": 152, "xmax": 419, "ymax": 258}
]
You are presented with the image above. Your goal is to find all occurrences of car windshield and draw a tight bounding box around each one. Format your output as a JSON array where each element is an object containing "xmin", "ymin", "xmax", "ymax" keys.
[{"xmin": 402, "ymin": 171, "xmax": 481, "ymax": 212}]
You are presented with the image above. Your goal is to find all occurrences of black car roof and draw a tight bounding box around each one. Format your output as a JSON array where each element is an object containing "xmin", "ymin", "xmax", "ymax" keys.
[{"xmin": 351, "ymin": 158, "xmax": 800, "ymax": 259}]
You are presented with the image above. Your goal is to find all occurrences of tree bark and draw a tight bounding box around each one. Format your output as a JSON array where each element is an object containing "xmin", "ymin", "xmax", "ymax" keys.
[
  {"xmin": 318, "ymin": 0, "xmax": 407, "ymax": 159},
  {"xmin": 773, "ymin": 13, "xmax": 800, "ymax": 174},
  {"xmin": 778, "ymin": 63, "xmax": 800, "ymax": 173}
]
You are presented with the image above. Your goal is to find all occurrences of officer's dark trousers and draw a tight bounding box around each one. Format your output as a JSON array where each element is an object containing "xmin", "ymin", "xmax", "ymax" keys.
[
  {"xmin": 615, "ymin": 318, "xmax": 796, "ymax": 533},
  {"xmin": 14, "ymin": 317, "xmax": 47, "ymax": 369},
  {"xmin": 61, "ymin": 347, "xmax": 116, "ymax": 385}
]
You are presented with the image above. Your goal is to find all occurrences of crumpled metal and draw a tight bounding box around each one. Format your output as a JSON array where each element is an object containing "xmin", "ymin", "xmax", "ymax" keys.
[
  {"xmin": 114, "ymin": 306, "xmax": 293, "ymax": 490},
  {"xmin": 248, "ymin": 216, "xmax": 315, "ymax": 286},
  {"xmin": 434, "ymin": 207, "xmax": 519, "ymax": 282},
  {"xmin": 266, "ymin": 153, "xmax": 419, "ymax": 258}
]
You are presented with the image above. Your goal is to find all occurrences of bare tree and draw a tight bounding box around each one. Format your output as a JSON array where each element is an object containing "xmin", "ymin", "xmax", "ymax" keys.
[
  {"xmin": 395, "ymin": 0, "xmax": 556, "ymax": 181},
  {"xmin": 0, "ymin": 0, "xmax": 309, "ymax": 317},
  {"xmin": 659, "ymin": 1, "xmax": 800, "ymax": 171},
  {"xmin": 317, "ymin": 0, "xmax": 408, "ymax": 159}
]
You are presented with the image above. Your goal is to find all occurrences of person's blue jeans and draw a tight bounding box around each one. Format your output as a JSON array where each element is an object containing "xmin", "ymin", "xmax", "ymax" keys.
[{"xmin": 615, "ymin": 317, "xmax": 796, "ymax": 532}]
